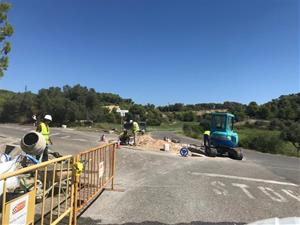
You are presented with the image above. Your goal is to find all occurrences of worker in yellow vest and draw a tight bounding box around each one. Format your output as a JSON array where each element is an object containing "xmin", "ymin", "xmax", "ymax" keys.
[
  {"xmin": 203, "ymin": 130, "xmax": 210, "ymax": 149},
  {"xmin": 36, "ymin": 114, "xmax": 53, "ymax": 162},
  {"xmin": 131, "ymin": 120, "xmax": 140, "ymax": 146}
]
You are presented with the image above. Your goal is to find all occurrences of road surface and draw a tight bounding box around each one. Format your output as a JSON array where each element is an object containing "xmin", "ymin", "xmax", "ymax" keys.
[{"xmin": 0, "ymin": 124, "xmax": 299, "ymax": 225}]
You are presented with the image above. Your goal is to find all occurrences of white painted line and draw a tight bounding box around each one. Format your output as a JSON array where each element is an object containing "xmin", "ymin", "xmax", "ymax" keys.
[
  {"xmin": 71, "ymin": 138, "xmax": 87, "ymax": 142},
  {"xmin": 282, "ymin": 189, "xmax": 300, "ymax": 202},
  {"xmin": 232, "ymin": 183, "xmax": 255, "ymax": 199},
  {"xmin": 266, "ymin": 166, "xmax": 300, "ymax": 172},
  {"xmin": 51, "ymin": 133, "xmax": 61, "ymax": 136},
  {"xmin": 191, "ymin": 172, "xmax": 299, "ymax": 187},
  {"xmin": 258, "ymin": 186, "xmax": 287, "ymax": 202},
  {"xmin": 211, "ymin": 181, "xmax": 228, "ymax": 196},
  {"xmin": 60, "ymin": 135, "xmax": 71, "ymax": 139}
]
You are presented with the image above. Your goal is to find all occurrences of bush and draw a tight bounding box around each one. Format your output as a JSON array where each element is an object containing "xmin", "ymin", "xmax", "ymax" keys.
[
  {"xmin": 183, "ymin": 124, "xmax": 203, "ymax": 139},
  {"xmin": 239, "ymin": 132, "xmax": 285, "ymax": 154},
  {"xmin": 268, "ymin": 119, "xmax": 285, "ymax": 130},
  {"xmin": 254, "ymin": 120, "xmax": 269, "ymax": 128},
  {"xmin": 280, "ymin": 122, "xmax": 300, "ymax": 155},
  {"xmin": 199, "ymin": 118, "xmax": 210, "ymax": 131}
]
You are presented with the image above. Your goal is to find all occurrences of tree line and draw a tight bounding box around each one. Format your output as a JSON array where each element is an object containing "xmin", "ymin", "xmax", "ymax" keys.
[
  {"xmin": 0, "ymin": 86, "xmax": 299, "ymax": 127},
  {"xmin": 0, "ymin": 85, "xmax": 163, "ymax": 126}
]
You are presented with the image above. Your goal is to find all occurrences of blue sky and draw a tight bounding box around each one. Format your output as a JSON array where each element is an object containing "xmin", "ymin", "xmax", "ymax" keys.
[{"xmin": 0, "ymin": 0, "xmax": 299, "ymax": 105}]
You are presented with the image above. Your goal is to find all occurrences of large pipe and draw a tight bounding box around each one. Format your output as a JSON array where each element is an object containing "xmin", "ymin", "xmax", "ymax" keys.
[{"xmin": 20, "ymin": 131, "xmax": 46, "ymax": 156}]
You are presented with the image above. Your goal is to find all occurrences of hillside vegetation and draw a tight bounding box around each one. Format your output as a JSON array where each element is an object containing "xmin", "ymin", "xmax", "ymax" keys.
[{"xmin": 0, "ymin": 85, "xmax": 299, "ymax": 156}]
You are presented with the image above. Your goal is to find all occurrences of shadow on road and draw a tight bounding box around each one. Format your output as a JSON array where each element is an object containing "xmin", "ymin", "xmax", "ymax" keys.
[{"xmin": 78, "ymin": 217, "xmax": 246, "ymax": 225}]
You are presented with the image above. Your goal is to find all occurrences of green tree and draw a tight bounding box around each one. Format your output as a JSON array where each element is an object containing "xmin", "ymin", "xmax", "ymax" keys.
[
  {"xmin": 182, "ymin": 111, "xmax": 196, "ymax": 122},
  {"xmin": 281, "ymin": 123, "xmax": 300, "ymax": 155},
  {"xmin": 257, "ymin": 106, "xmax": 270, "ymax": 119},
  {"xmin": 246, "ymin": 101, "xmax": 258, "ymax": 117},
  {"xmin": 0, "ymin": 3, "xmax": 13, "ymax": 78},
  {"xmin": 199, "ymin": 118, "xmax": 210, "ymax": 131}
]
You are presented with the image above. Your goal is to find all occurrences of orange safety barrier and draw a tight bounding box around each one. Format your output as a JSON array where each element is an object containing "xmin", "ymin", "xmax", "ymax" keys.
[
  {"xmin": 0, "ymin": 142, "xmax": 117, "ymax": 225},
  {"xmin": 0, "ymin": 155, "xmax": 75, "ymax": 225},
  {"xmin": 73, "ymin": 142, "xmax": 117, "ymax": 224}
]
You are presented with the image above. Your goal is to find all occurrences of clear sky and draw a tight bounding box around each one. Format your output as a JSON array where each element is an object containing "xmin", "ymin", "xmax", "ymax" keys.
[{"xmin": 0, "ymin": 0, "xmax": 299, "ymax": 105}]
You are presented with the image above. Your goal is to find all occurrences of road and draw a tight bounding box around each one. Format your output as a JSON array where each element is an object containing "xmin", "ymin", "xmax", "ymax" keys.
[
  {"xmin": 0, "ymin": 124, "xmax": 299, "ymax": 225},
  {"xmin": 151, "ymin": 131, "xmax": 300, "ymax": 185},
  {"xmin": 0, "ymin": 123, "xmax": 118, "ymax": 155}
]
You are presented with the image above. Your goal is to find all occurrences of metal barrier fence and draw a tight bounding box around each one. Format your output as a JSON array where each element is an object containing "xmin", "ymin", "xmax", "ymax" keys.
[
  {"xmin": 0, "ymin": 155, "xmax": 75, "ymax": 225},
  {"xmin": 0, "ymin": 142, "xmax": 117, "ymax": 225},
  {"xmin": 73, "ymin": 143, "xmax": 116, "ymax": 224}
]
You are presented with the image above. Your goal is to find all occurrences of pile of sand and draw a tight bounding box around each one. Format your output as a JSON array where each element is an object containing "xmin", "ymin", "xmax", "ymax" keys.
[{"xmin": 137, "ymin": 134, "xmax": 183, "ymax": 152}]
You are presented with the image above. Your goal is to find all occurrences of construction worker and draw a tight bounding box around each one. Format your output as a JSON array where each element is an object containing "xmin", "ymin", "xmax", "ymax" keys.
[
  {"xmin": 36, "ymin": 114, "xmax": 53, "ymax": 162},
  {"xmin": 203, "ymin": 130, "xmax": 211, "ymax": 149},
  {"xmin": 131, "ymin": 120, "xmax": 140, "ymax": 146}
]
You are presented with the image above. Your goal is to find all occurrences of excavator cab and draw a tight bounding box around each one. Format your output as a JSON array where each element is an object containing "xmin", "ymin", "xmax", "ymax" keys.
[
  {"xmin": 204, "ymin": 113, "xmax": 242, "ymax": 160},
  {"xmin": 210, "ymin": 112, "xmax": 238, "ymax": 148}
]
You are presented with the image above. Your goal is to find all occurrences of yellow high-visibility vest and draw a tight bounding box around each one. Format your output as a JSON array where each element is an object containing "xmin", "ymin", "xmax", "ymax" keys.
[
  {"xmin": 132, "ymin": 122, "xmax": 140, "ymax": 133},
  {"xmin": 40, "ymin": 122, "xmax": 50, "ymax": 144},
  {"xmin": 204, "ymin": 130, "xmax": 210, "ymax": 136}
]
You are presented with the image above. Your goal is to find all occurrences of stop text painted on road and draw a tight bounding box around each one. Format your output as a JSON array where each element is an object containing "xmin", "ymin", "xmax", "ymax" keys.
[
  {"xmin": 211, "ymin": 180, "xmax": 300, "ymax": 203},
  {"xmin": 190, "ymin": 172, "xmax": 300, "ymax": 203}
]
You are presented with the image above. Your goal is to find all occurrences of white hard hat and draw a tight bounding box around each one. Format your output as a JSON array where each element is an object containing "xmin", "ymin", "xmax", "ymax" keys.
[
  {"xmin": 44, "ymin": 115, "xmax": 52, "ymax": 121},
  {"xmin": 129, "ymin": 120, "xmax": 133, "ymax": 123}
]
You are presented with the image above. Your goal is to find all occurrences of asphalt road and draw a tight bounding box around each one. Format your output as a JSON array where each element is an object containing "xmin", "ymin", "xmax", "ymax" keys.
[
  {"xmin": 150, "ymin": 131, "xmax": 300, "ymax": 185},
  {"xmin": 0, "ymin": 124, "xmax": 299, "ymax": 225},
  {"xmin": 0, "ymin": 123, "xmax": 118, "ymax": 155}
]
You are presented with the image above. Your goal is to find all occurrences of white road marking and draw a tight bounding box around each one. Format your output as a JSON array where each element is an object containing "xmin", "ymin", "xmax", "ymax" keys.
[
  {"xmin": 21, "ymin": 128, "xmax": 31, "ymax": 131},
  {"xmin": 232, "ymin": 183, "xmax": 255, "ymax": 199},
  {"xmin": 258, "ymin": 186, "xmax": 287, "ymax": 202},
  {"xmin": 266, "ymin": 166, "xmax": 300, "ymax": 172},
  {"xmin": 191, "ymin": 172, "xmax": 298, "ymax": 186},
  {"xmin": 211, "ymin": 181, "xmax": 228, "ymax": 196},
  {"xmin": 209, "ymin": 181, "xmax": 300, "ymax": 202},
  {"xmin": 282, "ymin": 189, "xmax": 300, "ymax": 202},
  {"xmin": 50, "ymin": 133, "xmax": 61, "ymax": 136},
  {"xmin": 60, "ymin": 136, "xmax": 71, "ymax": 139},
  {"xmin": 71, "ymin": 138, "xmax": 87, "ymax": 142}
]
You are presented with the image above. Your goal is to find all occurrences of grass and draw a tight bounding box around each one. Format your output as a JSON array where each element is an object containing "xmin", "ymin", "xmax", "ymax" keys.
[
  {"xmin": 147, "ymin": 121, "xmax": 198, "ymax": 133},
  {"xmin": 237, "ymin": 127, "xmax": 279, "ymax": 140},
  {"xmin": 75, "ymin": 121, "xmax": 199, "ymax": 135}
]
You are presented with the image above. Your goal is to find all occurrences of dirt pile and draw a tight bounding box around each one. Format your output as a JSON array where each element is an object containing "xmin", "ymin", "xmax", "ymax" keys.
[{"xmin": 137, "ymin": 134, "xmax": 183, "ymax": 152}]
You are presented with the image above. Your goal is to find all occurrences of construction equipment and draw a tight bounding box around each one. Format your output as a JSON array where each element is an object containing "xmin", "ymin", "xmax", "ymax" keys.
[
  {"xmin": 204, "ymin": 112, "xmax": 243, "ymax": 160},
  {"xmin": 119, "ymin": 120, "xmax": 146, "ymax": 145},
  {"xmin": 119, "ymin": 129, "xmax": 134, "ymax": 145}
]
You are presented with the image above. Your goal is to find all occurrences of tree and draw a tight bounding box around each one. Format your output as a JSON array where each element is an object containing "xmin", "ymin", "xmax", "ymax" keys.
[
  {"xmin": 257, "ymin": 106, "xmax": 270, "ymax": 119},
  {"xmin": 199, "ymin": 118, "xmax": 210, "ymax": 131},
  {"xmin": 281, "ymin": 123, "xmax": 300, "ymax": 156},
  {"xmin": 246, "ymin": 101, "xmax": 259, "ymax": 117},
  {"xmin": 182, "ymin": 111, "xmax": 196, "ymax": 122},
  {"xmin": 0, "ymin": 2, "xmax": 13, "ymax": 77}
]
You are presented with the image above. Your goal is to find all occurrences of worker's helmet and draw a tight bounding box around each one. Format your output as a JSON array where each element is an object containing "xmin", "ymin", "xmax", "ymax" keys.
[
  {"xmin": 44, "ymin": 114, "xmax": 52, "ymax": 121},
  {"xmin": 129, "ymin": 120, "xmax": 133, "ymax": 123}
]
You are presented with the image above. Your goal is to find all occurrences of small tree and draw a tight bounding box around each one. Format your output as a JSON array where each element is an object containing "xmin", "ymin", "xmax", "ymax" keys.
[
  {"xmin": 281, "ymin": 123, "xmax": 300, "ymax": 156},
  {"xmin": 0, "ymin": 2, "xmax": 14, "ymax": 77}
]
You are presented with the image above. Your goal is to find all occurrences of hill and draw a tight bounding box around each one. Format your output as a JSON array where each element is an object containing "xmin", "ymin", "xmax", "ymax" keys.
[{"xmin": 0, "ymin": 85, "xmax": 298, "ymax": 126}]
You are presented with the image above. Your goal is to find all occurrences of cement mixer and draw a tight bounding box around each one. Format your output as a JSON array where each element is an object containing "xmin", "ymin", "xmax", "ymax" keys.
[
  {"xmin": 20, "ymin": 131, "xmax": 62, "ymax": 162},
  {"xmin": 20, "ymin": 131, "xmax": 46, "ymax": 156},
  {"xmin": 0, "ymin": 132, "xmax": 63, "ymax": 200}
]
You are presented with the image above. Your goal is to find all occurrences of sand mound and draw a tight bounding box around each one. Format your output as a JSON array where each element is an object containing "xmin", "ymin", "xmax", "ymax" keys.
[{"xmin": 137, "ymin": 134, "xmax": 183, "ymax": 152}]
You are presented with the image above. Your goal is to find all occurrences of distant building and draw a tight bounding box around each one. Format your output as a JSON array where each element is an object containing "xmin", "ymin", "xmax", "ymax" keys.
[
  {"xmin": 103, "ymin": 105, "xmax": 121, "ymax": 113},
  {"xmin": 196, "ymin": 109, "xmax": 228, "ymax": 116}
]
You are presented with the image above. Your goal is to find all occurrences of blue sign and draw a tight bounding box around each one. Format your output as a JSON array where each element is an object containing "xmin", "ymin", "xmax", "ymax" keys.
[{"xmin": 180, "ymin": 147, "xmax": 189, "ymax": 157}]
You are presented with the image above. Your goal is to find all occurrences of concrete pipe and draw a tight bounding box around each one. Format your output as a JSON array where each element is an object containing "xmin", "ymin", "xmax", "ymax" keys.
[{"xmin": 20, "ymin": 131, "xmax": 46, "ymax": 156}]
